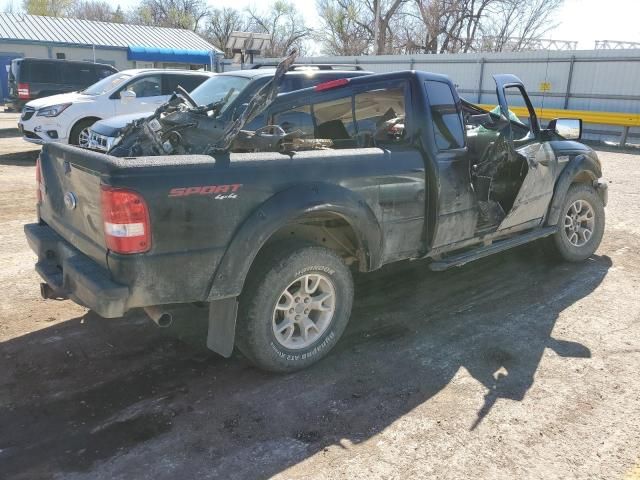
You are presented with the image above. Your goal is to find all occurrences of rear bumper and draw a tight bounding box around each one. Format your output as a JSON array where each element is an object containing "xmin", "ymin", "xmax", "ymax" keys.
[
  {"xmin": 25, "ymin": 223, "xmax": 129, "ymax": 318},
  {"xmin": 25, "ymin": 222, "xmax": 226, "ymax": 317}
]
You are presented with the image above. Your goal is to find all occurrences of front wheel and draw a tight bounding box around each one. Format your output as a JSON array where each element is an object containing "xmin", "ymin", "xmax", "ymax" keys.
[
  {"xmin": 69, "ymin": 119, "xmax": 95, "ymax": 148},
  {"xmin": 236, "ymin": 240, "xmax": 354, "ymax": 372},
  {"xmin": 545, "ymin": 183, "xmax": 605, "ymax": 262}
]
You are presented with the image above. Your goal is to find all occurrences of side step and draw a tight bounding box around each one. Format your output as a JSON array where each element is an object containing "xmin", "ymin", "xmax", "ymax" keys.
[{"xmin": 429, "ymin": 227, "xmax": 557, "ymax": 272}]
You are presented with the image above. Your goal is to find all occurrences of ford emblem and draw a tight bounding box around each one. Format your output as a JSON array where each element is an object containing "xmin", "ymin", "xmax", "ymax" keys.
[{"xmin": 64, "ymin": 192, "xmax": 77, "ymax": 210}]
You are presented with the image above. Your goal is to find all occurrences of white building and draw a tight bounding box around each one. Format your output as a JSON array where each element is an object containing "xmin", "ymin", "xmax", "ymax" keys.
[{"xmin": 0, "ymin": 13, "xmax": 222, "ymax": 99}]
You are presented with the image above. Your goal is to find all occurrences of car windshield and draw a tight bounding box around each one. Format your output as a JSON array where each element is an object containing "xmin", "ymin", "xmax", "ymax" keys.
[
  {"xmin": 81, "ymin": 72, "xmax": 132, "ymax": 95},
  {"xmin": 189, "ymin": 75, "xmax": 252, "ymax": 110}
]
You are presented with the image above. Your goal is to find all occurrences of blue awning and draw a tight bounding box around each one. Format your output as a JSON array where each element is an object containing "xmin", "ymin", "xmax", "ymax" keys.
[{"xmin": 127, "ymin": 46, "xmax": 212, "ymax": 65}]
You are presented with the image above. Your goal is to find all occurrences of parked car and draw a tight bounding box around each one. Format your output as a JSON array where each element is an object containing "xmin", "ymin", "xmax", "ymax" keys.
[
  {"xmin": 18, "ymin": 69, "xmax": 213, "ymax": 147},
  {"xmin": 25, "ymin": 70, "xmax": 608, "ymax": 373},
  {"xmin": 87, "ymin": 64, "xmax": 371, "ymax": 153},
  {"xmin": 6, "ymin": 57, "xmax": 117, "ymax": 111}
]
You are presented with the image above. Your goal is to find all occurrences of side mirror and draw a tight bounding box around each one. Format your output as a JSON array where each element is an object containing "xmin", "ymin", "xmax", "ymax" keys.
[
  {"xmin": 549, "ymin": 118, "xmax": 582, "ymax": 140},
  {"xmin": 120, "ymin": 90, "xmax": 136, "ymax": 102}
]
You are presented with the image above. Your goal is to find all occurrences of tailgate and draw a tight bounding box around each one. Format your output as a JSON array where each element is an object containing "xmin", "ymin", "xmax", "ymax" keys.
[{"xmin": 39, "ymin": 143, "xmax": 107, "ymax": 266}]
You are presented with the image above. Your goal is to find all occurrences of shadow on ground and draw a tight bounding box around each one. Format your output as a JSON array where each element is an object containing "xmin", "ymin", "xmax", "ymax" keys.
[
  {"xmin": 0, "ymin": 245, "xmax": 611, "ymax": 479},
  {"xmin": 0, "ymin": 149, "xmax": 39, "ymax": 166}
]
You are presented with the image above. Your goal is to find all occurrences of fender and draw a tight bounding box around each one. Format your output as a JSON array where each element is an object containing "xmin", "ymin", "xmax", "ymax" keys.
[
  {"xmin": 546, "ymin": 154, "xmax": 605, "ymax": 226},
  {"xmin": 206, "ymin": 182, "xmax": 385, "ymax": 301}
]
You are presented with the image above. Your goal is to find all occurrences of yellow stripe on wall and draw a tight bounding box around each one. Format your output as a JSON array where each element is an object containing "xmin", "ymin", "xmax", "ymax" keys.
[{"xmin": 477, "ymin": 104, "xmax": 640, "ymax": 128}]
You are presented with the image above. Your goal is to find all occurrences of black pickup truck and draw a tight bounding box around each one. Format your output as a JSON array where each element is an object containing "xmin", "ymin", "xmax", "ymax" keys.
[{"xmin": 25, "ymin": 70, "xmax": 608, "ymax": 372}]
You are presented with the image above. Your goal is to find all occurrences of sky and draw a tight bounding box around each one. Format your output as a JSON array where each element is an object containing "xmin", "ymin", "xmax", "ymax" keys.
[{"xmin": 2, "ymin": 0, "xmax": 640, "ymax": 52}]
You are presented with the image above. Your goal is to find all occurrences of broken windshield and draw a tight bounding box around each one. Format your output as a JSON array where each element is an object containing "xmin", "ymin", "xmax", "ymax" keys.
[{"xmin": 189, "ymin": 75, "xmax": 251, "ymax": 110}]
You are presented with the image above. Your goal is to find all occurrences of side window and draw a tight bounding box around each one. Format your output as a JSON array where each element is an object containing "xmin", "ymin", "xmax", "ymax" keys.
[
  {"xmin": 277, "ymin": 76, "xmax": 300, "ymax": 93},
  {"xmin": 272, "ymin": 105, "xmax": 314, "ymax": 137},
  {"xmin": 125, "ymin": 75, "xmax": 162, "ymax": 98},
  {"xmin": 503, "ymin": 85, "xmax": 533, "ymax": 141},
  {"xmin": 312, "ymin": 96, "xmax": 356, "ymax": 148},
  {"xmin": 353, "ymin": 84, "xmax": 407, "ymax": 146},
  {"xmin": 65, "ymin": 64, "xmax": 94, "ymax": 85},
  {"xmin": 24, "ymin": 62, "xmax": 54, "ymax": 83},
  {"xmin": 163, "ymin": 74, "xmax": 207, "ymax": 94},
  {"xmin": 96, "ymin": 66, "xmax": 115, "ymax": 79},
  {"xmin": 425, "ymin": 80, "xmax": 464, "ymax": 150}
]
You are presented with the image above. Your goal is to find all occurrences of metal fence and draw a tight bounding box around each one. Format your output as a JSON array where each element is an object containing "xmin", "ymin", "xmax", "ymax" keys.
[{"xmin": 222, "ymin": 49, "xmax": 640, "ymax": 144}]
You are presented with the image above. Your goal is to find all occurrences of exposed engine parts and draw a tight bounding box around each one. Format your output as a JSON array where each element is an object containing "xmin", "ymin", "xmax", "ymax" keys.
[{"xmin": 108, "ymin": 51, "xmax": 309, "ymax": 158}]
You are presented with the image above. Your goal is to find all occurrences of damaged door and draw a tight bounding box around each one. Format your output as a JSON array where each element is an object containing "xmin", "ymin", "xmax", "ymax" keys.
[
  {"xmin": 471, "ymin": 75, "xmax": 556, "ymax": 234},
  {"xmin": 493, "ymin": 75, "xmax": 557, "ymax": 232}
]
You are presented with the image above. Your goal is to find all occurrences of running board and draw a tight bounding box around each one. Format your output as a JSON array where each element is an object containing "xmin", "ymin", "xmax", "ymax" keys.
[{"xmin": 429, "ymin": 227, "xmax": 557, "ymax": 272}]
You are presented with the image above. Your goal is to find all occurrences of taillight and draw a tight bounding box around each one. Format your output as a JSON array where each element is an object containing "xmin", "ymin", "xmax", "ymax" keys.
[
  {"xmin": 314, "ymin": 78, "xmax": 350, "ymax": 92},
  {"xmin": 36, "ymin": 156, "xmax": 43, "ymax": 204},
  {"xmin": 100, "ymin": 185, "xmax": 151, "ymax": 254},
  {"xmin": 18, "ymin": 82, "xmax": 30, "ymax": 99}
]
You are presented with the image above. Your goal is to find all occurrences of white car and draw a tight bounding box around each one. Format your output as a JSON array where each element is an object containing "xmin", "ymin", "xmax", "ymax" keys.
[{"xmin": 18, "ymin": 69, "xmax": 213, "ymax": 147}]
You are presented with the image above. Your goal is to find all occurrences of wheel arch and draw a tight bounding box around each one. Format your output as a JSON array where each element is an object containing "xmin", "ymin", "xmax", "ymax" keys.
[
  {"xmin": 206, "ymin": 182, "xmax": 384, "ymax": 302},
  {"xmin": 69, "ymin": 116, "xmax": 101, "ymax": 144},
  {"xmin": 546, "ymin": 154, "xmax": 605, "ymax": 226}
]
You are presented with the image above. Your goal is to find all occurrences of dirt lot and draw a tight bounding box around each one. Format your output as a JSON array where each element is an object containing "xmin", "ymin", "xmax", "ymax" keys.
[{"xmin": 1, "ymin": 113, "xmax": 639, "ymax": 479}]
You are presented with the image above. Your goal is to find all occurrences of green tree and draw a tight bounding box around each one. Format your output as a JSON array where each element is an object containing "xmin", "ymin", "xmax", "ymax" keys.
[{"xmin": 22, "ymin": 0, "xmax": 73, "ymax": 16}]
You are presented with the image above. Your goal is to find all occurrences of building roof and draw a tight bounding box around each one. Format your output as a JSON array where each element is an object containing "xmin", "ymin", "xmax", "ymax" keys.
[{"xmin": 0, "ymin": 13, "xmax": 220, "ymax": 53}]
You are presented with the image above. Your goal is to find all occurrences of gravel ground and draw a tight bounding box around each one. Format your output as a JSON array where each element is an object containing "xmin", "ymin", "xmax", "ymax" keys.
[{"xmin": 1, "ymin": 123, "xmax": 639, "ymax": 480}]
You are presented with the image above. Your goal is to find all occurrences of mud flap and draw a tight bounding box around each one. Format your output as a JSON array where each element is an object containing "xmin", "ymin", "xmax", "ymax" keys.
[{"xmin": 206, "ymin": 297, "xmax": 238, "ymax": 358}]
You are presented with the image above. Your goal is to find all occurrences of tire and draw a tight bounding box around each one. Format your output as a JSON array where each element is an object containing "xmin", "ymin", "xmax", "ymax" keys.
[
  {"xmin": 236, "ymin": 240, "xmax": 354, "ymax": 372},
  {"xmin": 545, "ymin": 183, "xmax": 605, "ymax": 262},
  {"xmin": 69, "ymin": 118, "xmax": 95, "ymax": 147}
]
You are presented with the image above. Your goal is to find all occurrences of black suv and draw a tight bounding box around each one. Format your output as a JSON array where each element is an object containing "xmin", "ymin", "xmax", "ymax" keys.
[
  {"xmin": 6, "ymin": 58, "xmax": 117, "ymax": 111},
  {"xmin": 88, "ymin": 65, "xmax": 371, "ymax": 151}
]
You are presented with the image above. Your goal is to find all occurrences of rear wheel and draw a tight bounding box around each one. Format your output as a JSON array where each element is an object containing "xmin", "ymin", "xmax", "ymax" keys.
[
  {"xmin": 69, "ymin": 118, "xmax": 95, "ymax": 147},
  {"xmin": 236, "ymin": 240, "xmax": 354, "ymax": 372},
  {"xmin": 545, "ymin": 183, "xmax": 605, "ymax": 262}
]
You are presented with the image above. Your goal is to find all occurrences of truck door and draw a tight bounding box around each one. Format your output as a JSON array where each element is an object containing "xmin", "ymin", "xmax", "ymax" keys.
[
  {"xmin": 425, "ymin": 79, "xmax": 478, "ymax": 249},
  {"xmin": 490, "ymin": 75, "xmax": 557, "ymax": 232}
]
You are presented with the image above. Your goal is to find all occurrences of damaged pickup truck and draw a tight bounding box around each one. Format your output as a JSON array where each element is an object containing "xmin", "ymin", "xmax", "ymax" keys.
[{"xmin": 25, "ymin": 63, "xmax": 608, "ymax": 372}]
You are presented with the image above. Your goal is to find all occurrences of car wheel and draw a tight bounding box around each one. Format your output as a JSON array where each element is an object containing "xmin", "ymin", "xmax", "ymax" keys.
[
  {"xmin": 545, "ymin": 183, "xmax": 605, "ymax": 262},
  {"xmin": 69, "ymin": 119, "xmax": 95, "ymax": 147},
  {"xmin": 236, "ymin": 240, "xmax": 354, "ymax": 372}
]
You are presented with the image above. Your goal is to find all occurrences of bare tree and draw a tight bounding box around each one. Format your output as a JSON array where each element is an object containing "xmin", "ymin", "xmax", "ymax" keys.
[
  {"xmin": 112, "ymin": 4, "xmax": 124, "ymax": 22},
  {"xmin": 69, "ymin": 0, "xmax": 122, "ymax": 22},
  {"xmin": 315, "ymin": 0, "xmax": 564, "ymax": 55},
  {"xmin": 315, "ymin": 0, "xmax": 370, "ymax": 55},
  {"xmin": 204, "ymin": 7, "xmax": 250, "ymax": 53},
  {"xmin": 245, "ymin": 1, "xmax": 310, "ymax": 57},
  {"xmin": 481, "ymin": 0, "xmax": 564, "ymax": 52},
  {"xmin": 129, "ymin": 0, "xmax": 209, "ymax": 31},
  {"xmin": 371, "ymin": 0, "xmax": 410, "ymax": 54},
  {"xmin": 313, "ymin": 0, "xmax": 411, "ymax": 55}
]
